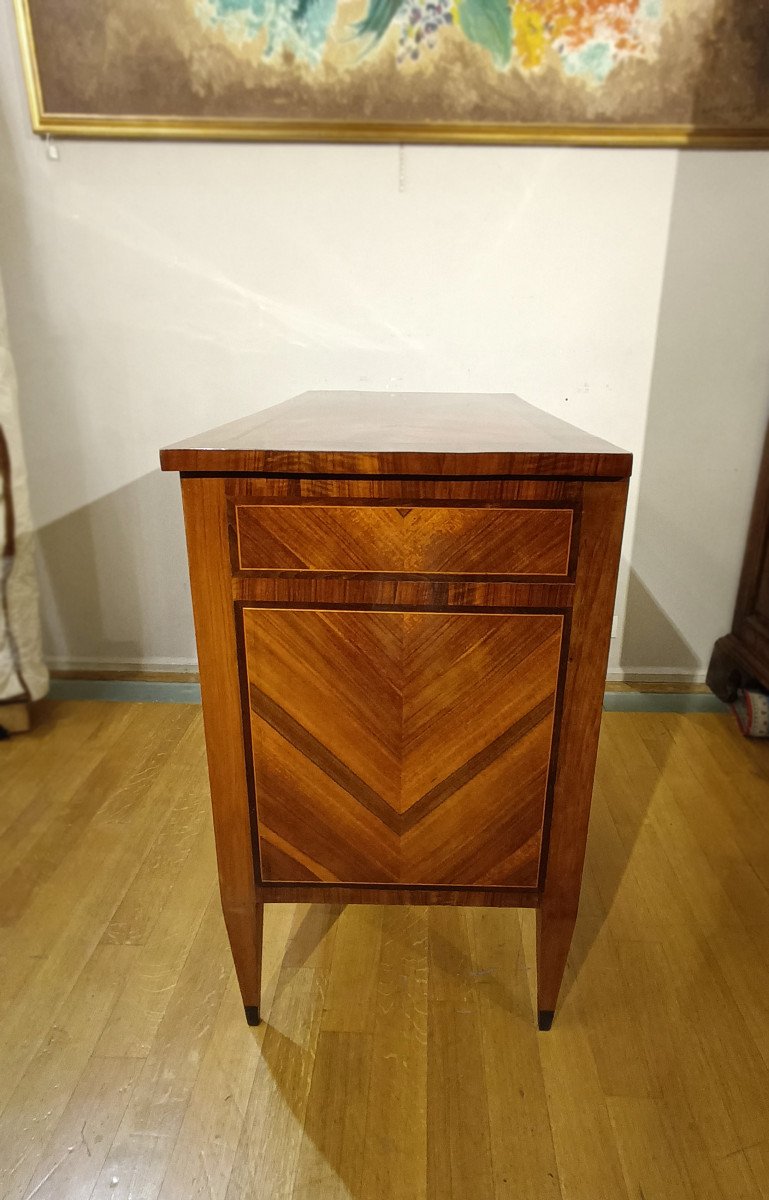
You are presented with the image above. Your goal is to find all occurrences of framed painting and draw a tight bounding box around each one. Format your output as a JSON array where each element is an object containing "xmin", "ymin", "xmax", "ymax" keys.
[{"xmin": 12, "ymin": 0, "xmax": 769, "ymax": 145}]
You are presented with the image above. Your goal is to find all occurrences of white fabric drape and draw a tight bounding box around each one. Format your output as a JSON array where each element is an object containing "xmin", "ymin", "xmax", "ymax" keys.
[{"xmin": 0, "ymin": 272, "xmax": 48, "ymax": 704}]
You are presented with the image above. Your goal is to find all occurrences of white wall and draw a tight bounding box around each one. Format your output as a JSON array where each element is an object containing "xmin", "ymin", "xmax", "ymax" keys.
[
  {"xmin": 0, "ymin": 0, "xmax": 767, "ymax": 680},
  {"xmin": 622, "ymin": 151, "xmax": 769, "ymax": 679}
]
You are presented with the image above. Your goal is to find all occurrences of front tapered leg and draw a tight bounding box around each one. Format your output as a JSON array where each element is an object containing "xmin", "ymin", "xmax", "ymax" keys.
[
  {"xmin": 536, "ymin": 901, "xmax": 577, "ymax": 1031},
  {"xmin": 223, "ymin": 901, "xmax": 263, "ymax": 1026}
]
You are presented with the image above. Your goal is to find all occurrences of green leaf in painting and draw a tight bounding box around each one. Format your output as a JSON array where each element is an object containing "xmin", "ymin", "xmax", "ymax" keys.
[
  {"xmin": 458, "ymin": 0, "xmax": 511, "ymax": 67},
  {"xmin": 353, "ymin": 0, "xmax": 402, "ymax": 44}
]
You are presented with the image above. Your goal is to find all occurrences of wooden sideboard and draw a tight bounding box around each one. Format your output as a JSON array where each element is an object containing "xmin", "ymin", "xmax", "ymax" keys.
[{"xmin": 161, "ymin": 391, "xmax": 631, "ymax": 1030}]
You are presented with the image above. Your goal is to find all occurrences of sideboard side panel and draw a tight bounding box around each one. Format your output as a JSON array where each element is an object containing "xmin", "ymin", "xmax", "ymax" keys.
[
  {"xmin": 180, "ymin": 475, "xmax": 262, "ymax": 1013},
  {"xmin": 537, "ymin": 477, "xmax": 629, "ymax": 1015},
  {"xmin": 242, "ymin": 606, "xmax": 563, "ymax": 889}
]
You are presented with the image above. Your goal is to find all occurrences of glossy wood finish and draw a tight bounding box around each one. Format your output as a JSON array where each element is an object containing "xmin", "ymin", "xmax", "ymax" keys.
[
  {"xmin": 227, "ymin": 475, "xmax": 584, "ymax": 502},
  {"xmin": 537, "ymin": 479, "xmax": 628, "ymax": 1018},
  {"xmin": 235, "ymin": 503, "xmax": 574, "ymax": 577},
  {"xmin": 244, "ymin": 607, "xmax": 563, "ymax": 887},
  {"xmin": 180, "ymin": 476, "xmax": 263, "ymax": 1016},
  {"xmin": 254, "ymin": 882, "xmax": 541, "ymax": 906},
  {"xmin": 0, "ymin": 702, "xmax": 31, "ymax": 734},
  {"xmin": 164, "ymin": 393, "xmax": 631, "ymax": 1028},
  {"xmin": 5, "ymin": 702, "xmax": 769, "ymax": 1200},
  {"xmin": 708, "ymin": 422, "xmax": 769, "ymax": 699},
  {"xmin": 161, "ymin": 391, "xmax": 632, "ymax": 478},
  {"xmin": 233, "ymin": 576, "xmax": 577, "ymax": 610}
]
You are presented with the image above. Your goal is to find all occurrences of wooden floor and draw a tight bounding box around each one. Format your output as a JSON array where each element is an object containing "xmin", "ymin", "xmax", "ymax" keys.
[{"xmin": 2, "ymin": 702, "xmax": 769, "ymax": 1200}]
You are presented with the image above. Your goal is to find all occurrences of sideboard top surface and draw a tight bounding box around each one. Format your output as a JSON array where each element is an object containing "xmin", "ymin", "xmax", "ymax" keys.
[{"xmin": 160, "ymin": 390, "xmax": 633, "ymax": 479}]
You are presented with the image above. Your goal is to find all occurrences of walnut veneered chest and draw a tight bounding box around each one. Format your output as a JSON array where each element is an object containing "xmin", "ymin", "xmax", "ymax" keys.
[{"xmin": 161, "ymin": 391, "xmax": 631, "ymax": 1029}]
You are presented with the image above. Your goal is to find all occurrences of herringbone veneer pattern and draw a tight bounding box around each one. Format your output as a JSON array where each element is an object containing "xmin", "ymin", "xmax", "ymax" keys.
[
  {"xmin": 236, "ymin": 504, "xmax": 573, "ymax": 576},
  {"xmin": 243, "ymin": 608, "xmax": 563, "ymax": 887}
]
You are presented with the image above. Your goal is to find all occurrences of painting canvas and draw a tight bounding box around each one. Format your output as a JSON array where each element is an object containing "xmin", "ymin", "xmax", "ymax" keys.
[{"xmin": 13, "ymin": 0, "xmax": 769, "ymax": 144}]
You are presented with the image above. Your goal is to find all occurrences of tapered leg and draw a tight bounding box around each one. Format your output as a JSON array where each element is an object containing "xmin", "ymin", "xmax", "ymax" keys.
[
  {"xmin": 536, "ymin": 901, "xmax": 577, "ymax": 1031},
  {"xmin": 533, "ymin": 481, "xmax": 629, "ymax": 1031},
  {"xmin": 181, "ymin": 478, "xmax": 265, "ymax": 1030},
  {"xmin": 224, "ymin": 901, "xmax": 263, "ymax": 1026}
]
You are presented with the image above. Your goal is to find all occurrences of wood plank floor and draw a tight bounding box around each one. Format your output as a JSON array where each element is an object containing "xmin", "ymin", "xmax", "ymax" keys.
[{"xmin": 2, "ymin": 701, "xmax": 769, "ymax": 1200}]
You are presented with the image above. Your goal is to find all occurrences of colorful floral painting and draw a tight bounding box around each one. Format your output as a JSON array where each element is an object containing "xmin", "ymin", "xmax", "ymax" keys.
[
  {"xmin": 13, "ymin": 0, "xmax": 769, "ymax": 143},
  {"xmin": 196, "ymin": 0, "xmax": 663, "ymax": 84}
]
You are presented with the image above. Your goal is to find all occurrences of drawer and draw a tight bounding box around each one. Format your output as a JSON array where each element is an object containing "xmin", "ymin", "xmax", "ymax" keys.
[
  {"xmin": 242, "ymin": 606, "xmax": 565, "ymax": 888},
  {"xmin": 234, "ymin": 503, "xmax": 574, "ymax": 577}
]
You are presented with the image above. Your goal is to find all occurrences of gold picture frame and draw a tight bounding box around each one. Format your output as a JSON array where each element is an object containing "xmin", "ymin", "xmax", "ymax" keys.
[{"xmin": 10, "ymin": 0, "xmax": 767, "ymax": 147}]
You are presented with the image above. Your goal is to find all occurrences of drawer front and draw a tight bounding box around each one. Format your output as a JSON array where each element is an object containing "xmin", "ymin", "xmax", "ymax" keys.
[
  {"xmin": 235, "ymin": 503, "xmax": 573, "ymax": 577},
  {"xmin": 242, "ymin": 606, "xmax": 564, "ymax": 888}
]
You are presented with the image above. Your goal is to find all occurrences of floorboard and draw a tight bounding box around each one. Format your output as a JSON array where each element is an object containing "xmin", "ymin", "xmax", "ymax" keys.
[{"xmin": 2, "ymin": 701, "xmax": 769, "ymax": 1200}]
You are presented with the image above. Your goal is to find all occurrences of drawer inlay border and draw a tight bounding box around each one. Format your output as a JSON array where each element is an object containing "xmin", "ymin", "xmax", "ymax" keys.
[{"xmin": 234, "ymin": 502, "xmax": 576, "ymax": 579}]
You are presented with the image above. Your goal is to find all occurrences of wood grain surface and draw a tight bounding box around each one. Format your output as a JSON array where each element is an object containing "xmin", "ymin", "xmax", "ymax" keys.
[
  {"xmin": 3, "ymin": 701, "xmax": 769, "ymax": 1200},
  {"xmin": 537, "ymin": 479, "xmax": 629, "ymax": 1018},
  {"xmin": 226, "ymin": 475, "xmax": 584, "ymax": 503},
  {"xmin": 235, "ymin": 503, "xmax": 573, "ymax": 577},
  {"xmin": 232, "ymin": 576, "xmax": 577, "ymax": 610},
  {"xmin": 180, "ymin": 476, "xmax": 263, "ymax": 1015},
  {"xmin": 160, "ymin": 391, "xmax": 632, "ymax": 478},
  {"xmin": 166, "ymin": 394, "xmax": 632, "ymax": 1028},
  {"xmin": 253, "ymin": 882, "xmax": 540, "ymax": 906},
  {"xmin": 243, "ymin": 608, "xmax": 564, "ymax": 888}
]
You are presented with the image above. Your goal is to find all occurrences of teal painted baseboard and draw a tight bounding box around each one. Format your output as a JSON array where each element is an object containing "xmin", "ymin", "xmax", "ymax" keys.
[
  {"xmin": 602, "ymin": 691, "xmax": 727, "ymax": 714},
  {"xmin": 48, "ymin": 679, "xmax": 202, "ymax": 704},
  {"xmin": 47, "ymin": 678, "xmax": 729, "ymax": 713}
]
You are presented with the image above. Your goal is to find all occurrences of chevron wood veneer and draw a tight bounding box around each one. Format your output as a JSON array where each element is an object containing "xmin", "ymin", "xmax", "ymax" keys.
[
  {"xmin": 235, "ymin": 503, "xmax": 574, "ymax": 577},
  {"xmin": 163, "ymin": 390, "xmax": 631, "ymax": 1031},
  {"xmin": 244, "ymin": 608, "xmax": 564, "ymax": 887}
]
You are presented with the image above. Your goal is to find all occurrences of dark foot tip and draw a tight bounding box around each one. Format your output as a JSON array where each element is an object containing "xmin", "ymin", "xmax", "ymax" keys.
[
  {"xmin": 244, "ymin": 1005, "xmax": 261, "ymax": 1026},
  {"xmin": 538, "ymin": 1009, "xmax": 555, "ymax": 1032}
]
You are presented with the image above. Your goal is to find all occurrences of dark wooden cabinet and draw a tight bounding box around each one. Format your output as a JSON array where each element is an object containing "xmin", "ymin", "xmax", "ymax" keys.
[
  {"xmin": 161, "ymin": 391, "xmax": 631, "ymax": 1030},
  {"xmin": 708, "ymin": 424, "xmax": 769, "ymax": 700}
]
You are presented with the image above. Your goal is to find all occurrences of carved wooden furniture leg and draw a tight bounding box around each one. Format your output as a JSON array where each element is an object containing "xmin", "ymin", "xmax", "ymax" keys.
[{"xmin": 162, "ymin": 391, "xmax": 631, "ymax": 1032}]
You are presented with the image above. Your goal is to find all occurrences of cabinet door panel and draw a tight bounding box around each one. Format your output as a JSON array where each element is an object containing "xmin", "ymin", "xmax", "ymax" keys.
[{"xmin": 242, "ymin": 608, "xmax": 564, "ymax": 888}]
